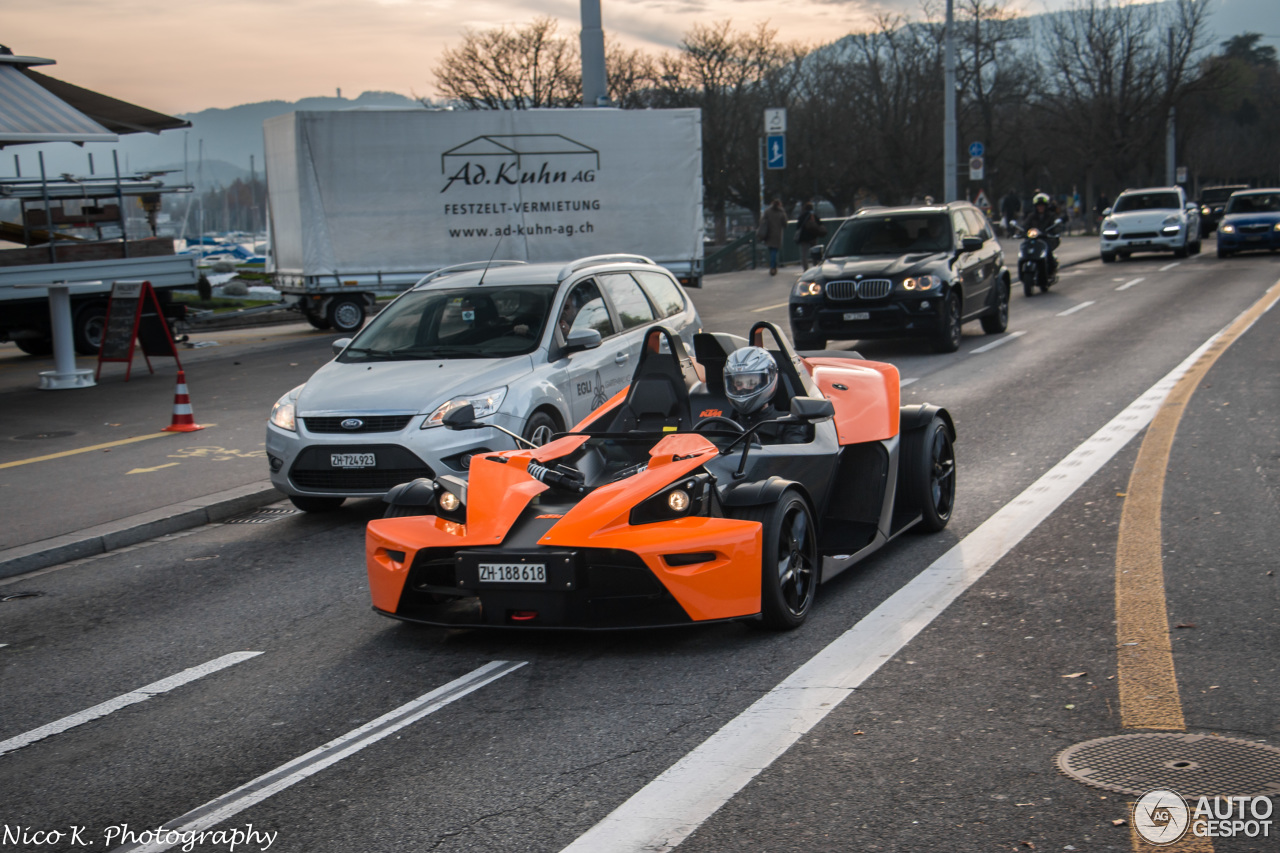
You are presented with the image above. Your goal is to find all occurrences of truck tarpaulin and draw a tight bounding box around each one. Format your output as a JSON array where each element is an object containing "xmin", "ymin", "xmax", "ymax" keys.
[{"xmin": 264, "ymin": 108, "xmax": 703, "ymax": 286}]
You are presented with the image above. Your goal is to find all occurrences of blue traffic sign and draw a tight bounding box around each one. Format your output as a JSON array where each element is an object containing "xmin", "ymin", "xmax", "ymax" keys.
[
  {"xmin": 766, "ymin": 134, "xmax": 786, "ymax": 170},
  {"xmin": 968, "ymin": 141, "xmax": 984, "ymax": 158}
]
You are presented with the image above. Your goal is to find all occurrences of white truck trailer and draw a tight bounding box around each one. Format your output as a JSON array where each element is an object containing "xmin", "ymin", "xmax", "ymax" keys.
[{"xmin": 263, "ymin": 108, "xmax": 703, "ymax": 332}]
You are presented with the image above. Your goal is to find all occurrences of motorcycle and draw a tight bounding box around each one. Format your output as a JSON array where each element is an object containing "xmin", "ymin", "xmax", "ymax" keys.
[{"xmin": 1014, "ymin": 221, "xmax": 1064, "ymax": 296}]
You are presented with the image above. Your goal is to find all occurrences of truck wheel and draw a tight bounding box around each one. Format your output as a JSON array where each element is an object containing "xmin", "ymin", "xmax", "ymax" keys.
[
  {"xmin": 14, "ymin": 336, "xmax": 53, "ymax": 356},
  {"xmin": 304, "ymin": 310, "xmax": 332, "ymax": 330},
  {"xmin": 327, "ymin": 297, "xmax": 366, "ymax": 333},
  {"xmin": 73, "ymin": 301, "xmax": 109, "ymax": 355}
]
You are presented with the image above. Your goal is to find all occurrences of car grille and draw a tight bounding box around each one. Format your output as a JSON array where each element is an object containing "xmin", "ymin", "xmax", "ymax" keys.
[
  {"xmin": 826, "ymin": 279, "xmax": 893, "ymax": 301},
  {"xmin": 289, "ymin": 444, "xmax": 433, "ymax": 492},
  {"xmin": 1120, "ymin": 231, "xmax": 1158, "ymax": 240},
  {"xmin": 304, "ymin": 415, "xmax": 415, "ymax": 434},
  {"xmin": 1239, "ymin": 224, "xmax": 1271, "ymax": 234}
]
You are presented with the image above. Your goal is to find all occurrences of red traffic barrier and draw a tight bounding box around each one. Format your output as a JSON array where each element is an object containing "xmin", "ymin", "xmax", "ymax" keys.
[{"xmin": 162, "ymin": 370, "xmax": 205, "ymax": 432}]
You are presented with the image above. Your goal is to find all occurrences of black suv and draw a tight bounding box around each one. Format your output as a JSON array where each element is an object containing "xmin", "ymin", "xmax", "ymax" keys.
[
  {"xmin": 789, "ymin": 202, "xmax": 1010, "ymax": 353},
  {"xmin": 1198, "ymin": 185, "xmax": 1249, "ymax": 237}
]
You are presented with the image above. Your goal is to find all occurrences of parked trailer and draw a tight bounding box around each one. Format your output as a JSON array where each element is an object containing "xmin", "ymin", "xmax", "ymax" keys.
[{"xmin": 263, "ymin": 108, "xmax": 704, "ymax": 332}]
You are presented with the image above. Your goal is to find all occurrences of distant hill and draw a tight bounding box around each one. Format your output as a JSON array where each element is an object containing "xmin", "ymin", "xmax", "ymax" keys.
[{"xmin": 6, "ymin": 90, "xmax": 424, "ymax": 189}]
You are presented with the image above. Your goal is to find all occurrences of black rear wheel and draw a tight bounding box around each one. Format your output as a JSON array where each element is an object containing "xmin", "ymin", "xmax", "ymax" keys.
[
  {"xmin": 932, "ymin": 291, "xmax": 962, "ymax": 353},
  {"xmin": 906, "ymin": 415, "xmax": 955, "ymax": 533},
  {"xmin": 981, "ymin": 279, "xmax": 1009, "ymax": 334}
]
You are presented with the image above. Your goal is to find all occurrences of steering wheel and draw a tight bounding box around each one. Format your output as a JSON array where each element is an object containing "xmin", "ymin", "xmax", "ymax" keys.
[{"xmin": 693, "ymin": 416, "xmax": 745, "ymax": 434}]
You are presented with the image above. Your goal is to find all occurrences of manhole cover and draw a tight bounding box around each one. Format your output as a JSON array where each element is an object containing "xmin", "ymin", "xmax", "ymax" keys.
[
  {"xmin": 222, "ymin": 507, "xmax": 299, "ymax": 524},
  {"xmin": 1057, "ymin": 733, "xmax": 1280, "ymax": 797},
  {"xmin": 12, "ymin": 431, "xmax": 76, "ymax": 441}
]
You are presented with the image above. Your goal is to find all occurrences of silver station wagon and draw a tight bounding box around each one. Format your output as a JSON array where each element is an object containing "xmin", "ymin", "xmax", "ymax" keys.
[{"xmin": 266, "ymin": 255, "xmax": 702, "ymax": 511}]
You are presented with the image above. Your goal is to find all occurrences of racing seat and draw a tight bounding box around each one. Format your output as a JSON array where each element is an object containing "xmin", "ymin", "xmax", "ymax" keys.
[{"xmin": 600, "ymin": 327, "xmax": 699, "ymax": 433}]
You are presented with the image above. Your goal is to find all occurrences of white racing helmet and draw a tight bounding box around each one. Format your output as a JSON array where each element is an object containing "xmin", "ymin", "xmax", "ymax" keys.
[{"xmin": 723, "ymin": 346, "xmax": 779, "ymax": 415}]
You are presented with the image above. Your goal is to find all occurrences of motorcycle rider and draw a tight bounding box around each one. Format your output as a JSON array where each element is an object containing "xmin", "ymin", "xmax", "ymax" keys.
[
  {"xmin": 722, "ymin": 346, "xmax": 810, "ymax": 444},
  {"xmin": 1021, "ymin": 192, "xmax": 1061, "ymax": 274}
]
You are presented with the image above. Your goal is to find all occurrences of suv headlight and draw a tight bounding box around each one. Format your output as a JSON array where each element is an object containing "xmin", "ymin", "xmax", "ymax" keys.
[
  {"xmin": 1102, "ymin": 219, "xmax": 1118, "ymax": 238},
  {"xmin": 422, "ymin": 387, "xmax": 508, "ymax": 429},
  {"xmin": 1161, "ymin": 214, "xmax": 1182, "ymax": 234},
  {"xmin": 269, "ymin": 384, "xmax": 305, "ymax": 431},
  {"xmin": 902, "ymin": 275, "xmax": 940, "ymax": 291},
  {"xmin": 793, "ymin": 279, "xmax": 823, "ymax": 297}
]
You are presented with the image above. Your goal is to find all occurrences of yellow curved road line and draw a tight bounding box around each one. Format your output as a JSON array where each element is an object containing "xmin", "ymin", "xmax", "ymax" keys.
[
  {"xmin": 1119, "ymin": 281, "xmax": 1280, "ymax": 852},
  {"xmin": 0, "ymin": 431, "xmax": 176, "ymax": 469}
]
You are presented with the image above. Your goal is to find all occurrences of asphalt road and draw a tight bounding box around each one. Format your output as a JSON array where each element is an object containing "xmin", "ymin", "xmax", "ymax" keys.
[{"xmin": 1, "ymin": 239, "xmax": 1277, "ymax": 853}]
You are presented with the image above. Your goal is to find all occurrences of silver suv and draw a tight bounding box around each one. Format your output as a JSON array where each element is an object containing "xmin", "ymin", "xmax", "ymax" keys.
[{"xmin": 266, "ymin": 255, "xmax": 702, "ymax": 511}]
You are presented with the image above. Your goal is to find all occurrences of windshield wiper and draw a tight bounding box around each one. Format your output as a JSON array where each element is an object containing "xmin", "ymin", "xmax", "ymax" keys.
[
  {"xmin": 390, "ymin": 345, "xmax": 477, "ymax": 358},
  {"xmin": 344, "ymin": 346, "xmax": 398, "ymax": 358}
]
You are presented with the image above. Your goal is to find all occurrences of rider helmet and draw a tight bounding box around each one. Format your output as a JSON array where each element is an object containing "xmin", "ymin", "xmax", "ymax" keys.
[
  {"xmin": 1033, "ymin": 192, "xmax": 1050, "ymax": 207},
  {"xmin": 724, "ymin": 346, "xmax": 779, "ymax": 415}
]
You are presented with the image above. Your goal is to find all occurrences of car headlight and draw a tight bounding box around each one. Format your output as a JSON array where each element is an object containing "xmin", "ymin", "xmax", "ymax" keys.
[
  {"xmin": 1161, "ymin": 215, "xmax": 1181, "ymax": 234},
  {"xmin": 902, "ymin": 275, "xmax": 940, "ymax": 291},
  {"xmin": 793, "ymin": 279, "xmax": 823, "ymax": 297},
  {"xmin": 629, "ymin": 473, "xmax": 715, "ymax": 525},
  {"xmin": 1201, "ymin": 206, "xmax": 1211, "ymax": 215},
  {"xmin": 269, "ymin": 384, "xmax": 305, "ymax": 432},
  {"xmin": 1274, "ymin": 223, "xmax": 1280, "ymax": 232},
  {"xmin": 1102, "ymin": 220, "xmax": 1118, "ymax": 238},
  {"xmin": 422, "ymin": 387, "xmax": 508, "ymax": 429},
  {"xmin": 1220, "ymin": 223, "xmax": 1236, "ymax": 234},
  {"xmin": 432, "ymin": 474, "xmax": 467, "ymax": 521}
]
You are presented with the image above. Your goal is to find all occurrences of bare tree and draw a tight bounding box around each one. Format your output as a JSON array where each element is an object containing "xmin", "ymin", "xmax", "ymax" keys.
[{"xmin": 433, "ymin": 17, "xmax": 580, "ymax": 109}]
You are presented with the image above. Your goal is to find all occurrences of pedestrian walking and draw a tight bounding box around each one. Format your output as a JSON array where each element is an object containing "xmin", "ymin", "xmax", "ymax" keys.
[
  {"xmin": 758, "ymin": 198, "xmax": 787, "ymax": 276},
  {"xmin": 795, "ymin": 200, "xmax": 827, "ymax": 270}
]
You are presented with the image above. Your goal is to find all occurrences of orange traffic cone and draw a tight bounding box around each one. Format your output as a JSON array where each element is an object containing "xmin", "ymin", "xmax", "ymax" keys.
[{"xmin": 162, "ymin": 370, "xmax": 205, "ymax": 432}]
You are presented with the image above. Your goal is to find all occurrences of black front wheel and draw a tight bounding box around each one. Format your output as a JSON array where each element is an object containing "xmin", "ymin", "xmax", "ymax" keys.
[
  {"xmin": 932, "ymin": 291, "xmax": 962, "ymax": 353},
  {"xmin": 522, "ymin": 410, "xmax": 559, "ymax": 446},
  {"xmin": 737, "ymin": 491, "xmax": 818, "ymax": 630}
]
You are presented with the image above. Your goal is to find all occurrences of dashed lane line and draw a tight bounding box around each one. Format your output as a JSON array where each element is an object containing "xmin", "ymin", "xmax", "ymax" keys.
[
  {"xmin": 1117, "ymin": 277, "xmax": 1146, "ymax": 291},
  {"xmin": 559, "ymin": 285, "xmax": 1279, "ymax": 853},
  {"xmin": 969, "ymin": 330, "xmax": 1025, "ymax": 354},
  {"xmin": 0, "ymin": 652, "xmax": 263, "ymax": 757},
  {"xmin": 111, "ymin": 661, "xmax": 527, "ymax": 853},
  {"xmin": 1159, "ymin": 261, "xmax": 1182, "ymax": 271},
  {"xmin": 750, "ymin": 302, "xmax": 790, "ymax": 313},
  {"xmin": 1057, "ymin": 301, "xmax": 1097, "ymax": 316}
]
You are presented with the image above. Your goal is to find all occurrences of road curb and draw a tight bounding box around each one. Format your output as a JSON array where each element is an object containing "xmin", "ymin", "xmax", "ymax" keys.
[{"xmin": 0, "ymin": 481, "xmax": 285, "ymax": 580}]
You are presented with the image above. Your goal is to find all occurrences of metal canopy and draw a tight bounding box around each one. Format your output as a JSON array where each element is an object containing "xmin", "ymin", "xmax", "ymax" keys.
[{"xmin": 0, "ymin": 50, "xmax": 190, "ymax": 147}]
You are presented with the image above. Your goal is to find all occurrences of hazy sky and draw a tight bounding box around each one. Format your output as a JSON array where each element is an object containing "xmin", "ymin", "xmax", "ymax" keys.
[{"xmin": 4, "ymin": 0, "xmax": 1274, "ymax": 115}]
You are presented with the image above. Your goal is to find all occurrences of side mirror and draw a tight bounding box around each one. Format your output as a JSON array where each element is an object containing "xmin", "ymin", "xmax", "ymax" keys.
[
  {"xmin": 788, "ymin": 396, "xmax": 835, "ymax": 422},
  {"xmin": 1185, "ymin": 203, "xmax": 1198, "ymax": 213},
  {"xmin": 564, "ymin": 328, "xmax": 602, "ymax": 352},
  {"xmin": 332, "ymin": 337, "xmax": 352, "ymax": 356},
  {"xmin": 442, "ymin": 403, "xmax": 480, "ymax": 430},
  {"xmin": 809, "ymin": 245, "xmax": 825, "ymax": 263},
  {"xmin": 1103, "ymin": 207, "xmax": 1112, "ymax": 216},
  {"xmin": 961, "ymin": 236, "xmax": 984, "ymax": 252}
]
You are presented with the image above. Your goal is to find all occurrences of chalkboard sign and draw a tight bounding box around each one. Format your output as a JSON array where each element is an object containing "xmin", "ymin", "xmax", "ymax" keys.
[{"xmin": 96, "ymin": 280, "xmax": 183, "ymax": 380}]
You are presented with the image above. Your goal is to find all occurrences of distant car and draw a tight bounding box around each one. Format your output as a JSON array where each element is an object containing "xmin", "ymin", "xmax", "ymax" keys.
[
  {"xmin": 1197, "ymin": 184, "xmax": 1249, "ymax": 237},
  {"xmin": 1100, "ymin": 187, "xmax": 1201, "ymax": 262},
  {"xmin": 1216, "ymin": 188, "xmax": 1280, "ymax": 257},
  {"xmin": 788, "ymin": 202, "xmax": 1010, "ymax": 353},
  {"xmin": 266, "ymin": 255, "xmax": 703, "ymax": 512}
]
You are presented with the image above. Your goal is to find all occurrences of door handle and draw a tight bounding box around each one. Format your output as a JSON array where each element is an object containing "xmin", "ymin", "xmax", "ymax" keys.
[{"xmin": 614, "ymin": 352, "xmax": 629, "ymax": 365}]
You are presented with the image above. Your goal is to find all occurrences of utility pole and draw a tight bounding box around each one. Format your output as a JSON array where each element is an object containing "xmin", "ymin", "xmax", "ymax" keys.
[
  {"xmin": 1166, "ymin": 28, "xmax": 1176, "ymax": 186},
  {"xmin": 944, "ymin": 0, "xmax": 957, "ymax": 202},
  {"xmin": 580, "ymin": 0, "xmax": 609, "ymax": 107}
]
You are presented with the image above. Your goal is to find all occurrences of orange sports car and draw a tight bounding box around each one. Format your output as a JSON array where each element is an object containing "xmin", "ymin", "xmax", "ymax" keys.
[{"xmin": 365, "ymin": 322, "xmax": 955, "ymax": 630}]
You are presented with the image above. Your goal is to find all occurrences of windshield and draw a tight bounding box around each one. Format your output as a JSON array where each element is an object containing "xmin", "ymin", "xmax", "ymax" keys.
[
  {"xmin": 826, "ymin": 214, "xmax": 951, "ymax": 256},
  {"xmin": 1225, "ymin": 193, "xmax": 1280, "ymax": 214},
  {"xmin": 340, "ymin": 284, "xmax": 556, "ymax": 361},
  {"xmin": 1202, "ymin": 187, "xmax": 1246, "ymax": 204},
  {"xmin": 1113, "ymin": 192, "xmax": 1181, "ymax": 212}
]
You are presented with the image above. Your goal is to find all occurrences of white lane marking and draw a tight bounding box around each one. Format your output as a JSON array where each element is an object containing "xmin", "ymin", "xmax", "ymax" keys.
[
  {"xmin": 900, "ymin": 377, "xmax": 918, "ymax": 387},
  {"xmin": 561, "ymin": 314, "xmax": 1241, "ymax": 853},
  {"xmin": 969, "ymin": 330, "xmax": 1026, "ymax": 354},
  {"xmin": 1057, "ymin": 301, "xmax": 1097, "ymax": 316},
  {"xmin": 750, "ymin": 302, "xmax": 790, "ymax": 313},
  {"xmin": 0, "ymin": 652, "xmax": 262, "ymax": 758},
  {"xmin": 112, "ymin": 661, "xmax": 526, "ymax": 853},
  {"xmin": 1116, "ymin": 277, "xmax": 1145, "ymax": 291},
  {"xmin": 1159, "ymin": 262, "xmax": 1181, "ymax": 271}
]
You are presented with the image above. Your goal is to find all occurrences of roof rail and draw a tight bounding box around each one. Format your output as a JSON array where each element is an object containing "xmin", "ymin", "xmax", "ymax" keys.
[
  {"xmin": 556, "ymin": 254, "xmax": 655, "ymax": 282},
  {"xmin": 415, "ymin": 260, "xmax": 527, "ymax": 287}
]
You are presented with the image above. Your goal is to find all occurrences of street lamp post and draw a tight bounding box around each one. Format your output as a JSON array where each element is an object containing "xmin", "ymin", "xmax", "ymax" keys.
[{"xmin": 944, "ymin": 0, "xmax": 957, "ymax": 202}]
